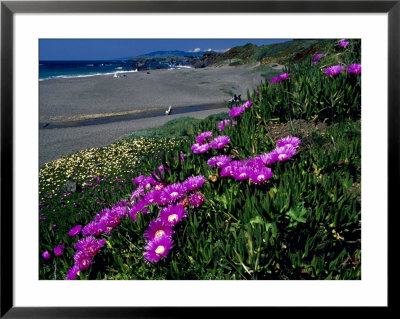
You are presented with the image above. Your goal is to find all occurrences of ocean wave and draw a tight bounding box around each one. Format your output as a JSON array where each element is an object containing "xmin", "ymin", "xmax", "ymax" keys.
[{"xmin": 39, "ymin": 69, "xmax": 139, "ymax": 81}]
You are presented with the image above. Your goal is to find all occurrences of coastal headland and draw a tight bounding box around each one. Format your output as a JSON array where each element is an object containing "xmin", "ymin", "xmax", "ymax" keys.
[{"xmin": 39, "ymin": 63, "xmax": 267, "ymax": 167}]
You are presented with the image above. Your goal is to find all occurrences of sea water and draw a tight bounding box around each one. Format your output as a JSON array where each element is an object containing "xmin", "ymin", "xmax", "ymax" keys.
[{"xmin": 39, "ymin": 60, "xmax": 193, "ymax": 81}]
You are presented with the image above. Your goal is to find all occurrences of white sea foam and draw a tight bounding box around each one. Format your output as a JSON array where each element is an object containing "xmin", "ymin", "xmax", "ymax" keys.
[{"xmin": 39, "ymin": 69, "xmax": 138, "ymax": 81}]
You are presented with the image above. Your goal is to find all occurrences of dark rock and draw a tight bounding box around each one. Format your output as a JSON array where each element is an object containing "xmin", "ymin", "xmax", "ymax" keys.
[{"xmin": 63, "ymin": 180, "xmax": 81, "ymax": 193}]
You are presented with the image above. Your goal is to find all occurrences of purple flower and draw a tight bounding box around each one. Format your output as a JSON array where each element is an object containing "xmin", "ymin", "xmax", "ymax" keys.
[
  {"xmin": 256, "ymin": 152, "xmax": 277, "ymax": 166},
  {"xmin": 74, "ymin": 236, "xmax": 105, "ymax": 257},
  {"xmin": 68, "ymin": 225, "xmax": 82, "ymax": 237},
  {"xmin": 129, "ymin": 199, "xmax": 148, "ymax": 220},
  {"xmin": 324, "ymin": 65, "xmax": 344, "ymax": 76},
  {"xmin": 243, "ymin": 157, "xmax": 264, "ymax": 169},
  {"xmin": 218, "ymin": 119, "xmax": 236, "ymax": 131},
  {"xmin": 82, "ymin": 220, "xmax": 105, "ymax": 236},
  {"xmin": 163, "ymin": 183, "xmax": 185, "ymax": 203},
  {"xmin": 183, "ymin": 175, "xmax": 206, "ymax": 192},
  {"xmin": 191, "ymin": 143, "xmax": 211, "ymax": 154},
  {"xmin": 101, "ymin": 209, "xmax": 121, "ymax": 228},
  {"xmin": 250, "ymin": 167, "xmax": 274, "ymax": 184},
  {"xmin": 339, "ymin": 39, "xmax": 349, "ymax": 48},
  {"xmin": 231, "ymin": 166, "xmax": 253, "ymax": 180},
  {"xmin": 277, "ymin": 136, "xmax": 301, "ymax": 148},
  {"xmin": 143, "ymin": 236, "xmax": 174, "ymax": 263},
  {"xmin": 133, "ymin": 175, "xmax": 146, "ymax": 184},
  {"xmin": 347, "ymin": 63, "xmax": 361, "ymax": 75},
  {"xmin": 159, "ymin": 204, "xmax": 187, "ymax": 226},
  {"xmin": 73, "ymin": 251, "xmax": 92, "ymax": 270},
  {"xmin": 272, "ymin": 145, "xmax": 297, "ymax": 162},
  {"xmin": 42, "ymin": 251, "xmax": 51, "ymax": 260},
  {"xmin": 180, "ymin": 153, "xmax": 186, "ymax": 162},
  {"xmin": 243, "ymin": 100, "xmax": 253, "ymax": 109},
  {"xmin": 220, "ymin": 161, "xmax": 244, "ymax": 177},
  {"xmin": 210, "ymin": 135, "xmax": 230, "ymax": 149},
  {"xmin": 229, "ymin": 105, "xmax": 245, "ymax": 117},
  {"xmin": 65, "ymin": 264, "xmax": 80, "ymax": 280},
  {"xmin": 144, "ymin": 220, "xmax": 174, "ymax": 241},
  {"xmin": 188, "ymin": 192, "xmax": 206, "ymax": 208},
  {"xmin": 195, "ymin": 131, "xmax": 213, "ymax": 144},
  {"xmin": 54, "ymin": 244, "xmax": 65, "ymax": 257},
  {"xmin": 270, "ymin": 76, "xmax": 279, "ymax": 84},
  {"xmin": 278, "ymin": 73, "xmax": 290, "ymax": 81},
  {"xmin": 207, "ymin": 155, "xmax": 231, "ymax": 169},
  {"xmin": 313, "ymin": 53, "xmax": 323, "ymax": 61}
]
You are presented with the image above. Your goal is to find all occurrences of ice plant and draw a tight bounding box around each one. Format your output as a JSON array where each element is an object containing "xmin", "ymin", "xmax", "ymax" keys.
[
  {"xmin": 277, "ymin": 136, "xmax": 302, "ymax": 148},
  {"xmin": 54, "ymin": 244, "xmax": 65, "ymax": 257},
  {"xmin": 270, "ymin": 76, "xmax": 279, "ymax": 84},
  {"xmin": 250, "ymin": 167, "xmax": 274, "ymax": 184},
  {"xmin": 65, "ymin": 264, "xmax": 80, "ymax": 280},
  {"xmin": 73, "ymin": 251, "xmax": 92, "ymax": 270},
  {"xmin": 191, "ymin": 142, "xmax": 211, "ymax": 154},
  {"xmin": 143, "ymin": 235, "xmax": 174, "ymax": 263},
  {"xmin": 195, "ymin": 131, "xmax": 213, "ymax": 144},
  {"xmin": 42, "ymin": 251, "xmax": 51, "ymax": 260},
  {"xmin": 324, "ymin": 65, "xmax": 344, "ymax": 76},
  {"xmin": 144, "ymin": 220, "xmax": 174, "ymax": 241},
  {"xmin": 313, "ymin": 53, "xmax": 323, "ymax": 61},
  {"xmin": 218, "ymin": 119, "xmax": 236, "ymax": 131},
  {"xmin": 339, "ymin": 39, "xmax": 349, "ymax": 48},
  {"xmin": 188, "ymin": 192, "xmax": 206, "ymax": 208},
  {"xmin": 278, "ymin": 73, "xmax": 290, "ymax": 81},
  {"xmin": 159, "ymin": 204, "xmax": 187, "ymax": 226},
  {"xmin": 183, "ymin": 175, "xmax": 206, "ymax": 192},
  {"xmin": 220, "ymin": 160, "xmax": 244, "ymax": 177},
  {"xmin": 163, "ymin": 183, "xmax": 185, "ymax": 203},
  {"xmin": 243, "ymin": 100, "xmax": 253, "ymax": 109},
  {"xmin": 207, "ymin": 155, "xmax": 231, "ymax": 168},
  {"xmin": 231, "ymin": 166, "xmax": 253, "ymax": 180},
  {"xmin": 210, "ymin": 135, "xmax": 230, "ymax": 149},
  {"xmin": 347, "ymin": 63, "xmax": 361, "ymax": 74},
  {"xmin": 229, "ymin": 105, "xmax": 245, "ymax": 117},
  {"xmin": 271, "ymin": 145, "xmax": 297, "ymax": 162},
  {"xmin": 255, "ymin": 152, "xmax": 276, "ymax": 166},
  {"xmin": 74, "ymin": 236, "xmax": 106, "ymax": 257},
  {"xmin": 82, "ymin": 220, "xmax": 105, "ymax": 236},
  {"xmin": 68, "ymin": 225, "xmax": 82, "ymax": 237}
]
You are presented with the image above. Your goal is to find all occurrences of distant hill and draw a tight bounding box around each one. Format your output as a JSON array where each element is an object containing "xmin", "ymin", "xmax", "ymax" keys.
[{"xmin": 137, "ymin": 50, "xmax": 215, "ymax": 58}]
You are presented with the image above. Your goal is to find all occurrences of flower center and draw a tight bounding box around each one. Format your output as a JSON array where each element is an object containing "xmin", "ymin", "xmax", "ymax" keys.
[
  {"xmin": 278, "ymin": 154, "xmax": 287, "ymax": 161},
  {"xmin": 168, "ymin": 214, "xmax": 178, "ymax": 222},
  {"xmin": 155, "ymin": 245, "xmax": 165, "ymax": 254},
  {"xmin": 170, "ymin": 191, "xmax": 179, "ymax": 197},
  {"xmin": 257, "ymin": 174, "xmax": 265, "ymax": 181},
  {"xmin": 155, "ymin": 230, "xmax": 165, "ymax": 238},
  {"xmin": 239, "ymin": 173, "xmax": 247, "ymax": 178}
]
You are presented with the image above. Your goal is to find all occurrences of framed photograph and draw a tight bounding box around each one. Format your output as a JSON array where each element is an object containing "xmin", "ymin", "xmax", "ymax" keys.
[{"xmin": 1, "ymin": 0, "xmax": 395, "ymax": 317}]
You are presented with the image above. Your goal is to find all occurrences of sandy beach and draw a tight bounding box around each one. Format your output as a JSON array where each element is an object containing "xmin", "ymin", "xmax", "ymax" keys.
[{"xmin": 39, "ymin": 63, "xmax": 267, "ymax": 167}]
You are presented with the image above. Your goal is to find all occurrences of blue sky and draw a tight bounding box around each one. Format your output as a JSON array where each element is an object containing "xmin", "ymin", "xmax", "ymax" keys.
[{"xmin": 39, "ymin": 39, "xmax": 292, "ymax": 61}]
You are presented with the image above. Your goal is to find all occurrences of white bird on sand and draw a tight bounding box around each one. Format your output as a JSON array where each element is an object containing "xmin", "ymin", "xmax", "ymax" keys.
[{"xmin": 165, "ymin": 105, "xmax": 172, "ymax": 115}]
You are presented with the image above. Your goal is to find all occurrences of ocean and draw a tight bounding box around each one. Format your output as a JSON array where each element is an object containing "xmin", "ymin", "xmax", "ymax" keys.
[{"xmin": 39, "ymin": 60, "xmax": 193, "ymax": 81}]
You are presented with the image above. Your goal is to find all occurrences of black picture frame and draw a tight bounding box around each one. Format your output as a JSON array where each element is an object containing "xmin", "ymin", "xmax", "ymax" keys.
[{"xmin": 1, "ymin": 0, "xmax": 396, "ymax": 317}]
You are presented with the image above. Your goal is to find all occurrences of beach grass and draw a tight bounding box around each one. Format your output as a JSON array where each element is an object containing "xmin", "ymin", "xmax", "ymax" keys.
[{"xmin": 39, "ymin": 39, "xmax": 361, "ymax": 280}]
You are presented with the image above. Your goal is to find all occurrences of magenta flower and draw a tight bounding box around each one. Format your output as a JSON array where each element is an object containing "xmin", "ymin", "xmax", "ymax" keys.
[
  {"xmin": 278, "ymin": 73, "xmax": 290, "ymax": 81},
  {"xmin": 313, "ymin": 53, "xmax": 323, "ymax": 61},
  {"xmin": 347, "ymin": 63, "xmax": 361, "ymax": 74},
  {"xmin": 272, "ymin": 145, "xmax": 297, "ymax": 162},
  {"xmin": 220, "ymin": 161, "xmax": 244, "ymax": 177},
  {"xmin": 243, "ymin": 100, "xmax": 253, "ymax": 109},
  {"xmin": 144, "ymin": 220, "xmax": 174, "ymax": 241},
  {"xmin": 191, "ymin": 142, "xmax": 211, "ymax": 154},
  {"xmin": 229, "ymin": 105, "xmax": 245, "ymax": 117},
  {"xmin": 207, "ymin": 155, "xmax": 231, "ymax": 169},
  {"xmin": 143, "ymin": 236, "xmax": 174, "ymax": 263},
  {"xmin": 65, "ymin": 264, "xmax": 80, "ymax": 280},
  {"xmin": 188, "ymin": 192, "xmax": 206, "ymax": 208},
  {"xmin": 277, "ymin": 136, "xmax": 301, "ymax": 148},
  {"xmin": 210, "ymin": 135, "xmax": 230, "ymax": 149},
  {"xmin": 183, "ymin": 175, "xmax": 206, "ymax": 192},
  {"xmin": 218, "ymin": 119, "xmax": 236, "ymax": 131},
  {"xmin": 231, "ymin": 166, "xmax": 253, "ymax": 180},
  {"xmin": 195, "ymin": 131, "xmax": 213, "ymax": 144},
  {"xmin": 129, "ymin": 199, "xmax": 148, "ymax": 220},
  {"xmin": 250, "ymin": 167, "xmax": 274, "ymax": 184},
  {"xmin": 243, "ymin": 157, "xmax": 264, "ymax": 169},
  {"xmin": 42, "ymin": 250, "xmax": 51, "ymax": 260},
  {"xmin": 163, "ymin": 183, "xmax": 185, "ymax": 203},
  {"xmin": 54, "ymin": 244, "xmax": 65, "ymax": 257},
  {"xmin": 270, "ymin": 76, "xmax": 279, "ymax": 84},
  {"xmin": 339, "ymin": 39, "xmax": 349, "ymax": 48},
  {"xmin": 255, "ymin": 152, "xmax": 276, "ymax": 166},
  {"xmin": 73, "ymin": 251, "xmax": 92, "ymax": 270},
  {"xmin": 82, "ymin": 220, "xmax": 105, "ymax": 236},
  {"xmin": 101, "ymin": 209, "xmax": 121, "ymax": 228},
  {"xmin": 68, "ymin": 225, "xmax": 82, "ymax": 237},
  {"xmin": 159, "ymin": 204, "xmax": 187, "ymax": 226},
  {"xmin": 74, "ymin": 236, "xmax": 106, "ymax": 257},
  {"xmin": 324, "ymin": 65, "xmax": 344, "ymax": 76},
  {"xmin": 133, "ymin": 175, "xmax": 146, "ymax": 184}
]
